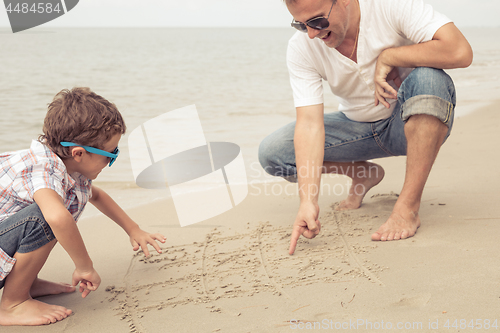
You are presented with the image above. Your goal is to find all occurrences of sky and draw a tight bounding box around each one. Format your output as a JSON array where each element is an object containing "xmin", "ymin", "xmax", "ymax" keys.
[{"xmin": 0, "ymin": 0, "xmax": 498, "ymax": 29}]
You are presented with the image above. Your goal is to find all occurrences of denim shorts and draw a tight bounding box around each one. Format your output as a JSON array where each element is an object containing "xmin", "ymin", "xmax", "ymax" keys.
[
  {"xmin": 0, "ymin": 203, "xmax": 55, "ymax": 289},
  {"xmin": 258, "ymin": 67, "xmax": 456, "ymax": 180}
]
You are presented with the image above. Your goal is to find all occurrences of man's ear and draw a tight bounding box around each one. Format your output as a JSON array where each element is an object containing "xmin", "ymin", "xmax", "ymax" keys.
[{"xmin": 71, "ymin": 147, "xmax": 86, "ymax": 162}]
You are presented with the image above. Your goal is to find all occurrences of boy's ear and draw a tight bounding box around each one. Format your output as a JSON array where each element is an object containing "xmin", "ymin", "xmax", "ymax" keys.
[{"xmin": 71, "ymin": 147, "xmax": 86, "ymax": 162}]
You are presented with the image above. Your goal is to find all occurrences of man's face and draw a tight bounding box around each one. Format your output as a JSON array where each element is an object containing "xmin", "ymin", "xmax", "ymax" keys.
[{"xmin": 287, "ymin": 0, "xmax": 349, "ymax": 49}]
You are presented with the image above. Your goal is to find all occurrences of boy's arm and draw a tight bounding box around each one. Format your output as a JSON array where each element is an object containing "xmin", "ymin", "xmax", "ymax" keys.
[
  {"xmin": 89, "ymin": 185, "xmax": 166, "ymax": 256},
  {"xmin": 33, "ymin": 188, "xmax": 101, "ymax": 298}
]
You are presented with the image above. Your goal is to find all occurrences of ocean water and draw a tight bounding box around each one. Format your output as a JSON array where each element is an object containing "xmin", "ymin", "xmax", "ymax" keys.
[{"xmin": 1, "ymin": 27, "xmax": 498, "ymax": 212}]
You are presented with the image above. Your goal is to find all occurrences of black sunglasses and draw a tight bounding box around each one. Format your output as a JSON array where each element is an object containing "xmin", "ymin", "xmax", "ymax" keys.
[{"xmin": 291, "ymin": 1, "xmax": 335, "ymax": 32}]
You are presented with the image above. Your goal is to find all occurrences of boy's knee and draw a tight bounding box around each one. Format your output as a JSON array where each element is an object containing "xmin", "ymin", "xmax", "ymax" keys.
[{"xmin": 13, "ymin": 205, "xmax": 56, "ymax": 255}]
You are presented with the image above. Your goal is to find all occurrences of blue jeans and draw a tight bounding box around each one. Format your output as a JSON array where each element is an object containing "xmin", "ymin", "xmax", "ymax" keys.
[
  {"xmin": 258, "ymin": 67, "xmax": 456, "ymax": 181},
  {"xmin": 0, "ymin": 203, "xmax": 55, "ymax": 289}
]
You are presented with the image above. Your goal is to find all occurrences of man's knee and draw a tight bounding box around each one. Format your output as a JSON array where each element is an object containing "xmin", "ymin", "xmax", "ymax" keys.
[
  {"xmin": 258, "ymin": 137, "xmax": 281, "ymax": 176},
  {"xmin": 398, "ymin": 68, "xmax": 455, "ymax": 129},
  {"xmin": 258, "ymin": 134, "xmax": 296, "ymax": 178},
  {"xmin": 399, "ymin": 67, "xmax": 456, "ymax": 105}
]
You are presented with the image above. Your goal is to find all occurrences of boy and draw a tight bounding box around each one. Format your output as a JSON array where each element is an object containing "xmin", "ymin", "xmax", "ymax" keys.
[{"xmin": 0, "ymin": 87, "xmax": 166, "ymax": 326}]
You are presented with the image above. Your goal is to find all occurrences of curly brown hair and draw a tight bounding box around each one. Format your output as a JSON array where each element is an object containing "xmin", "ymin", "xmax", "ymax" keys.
[{"xmin": 39, "ymin": 87, "xmax": 126, "ymax": 159}]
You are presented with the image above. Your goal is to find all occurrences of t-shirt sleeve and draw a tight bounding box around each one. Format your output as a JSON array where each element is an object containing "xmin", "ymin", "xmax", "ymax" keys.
[
  {"xmin": 388, "ymin": 0, "xmax": 452, "ymax": 43},
  {"xmin": 287, "ymin": 34, "xmax": 325, "ymax": 108},
  {"xmin": 29, "ymin": 160, "xmax": 66, "ymax": 200}
]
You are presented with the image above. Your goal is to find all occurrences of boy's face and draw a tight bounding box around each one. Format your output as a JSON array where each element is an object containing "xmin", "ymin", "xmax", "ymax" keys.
[{"xmin": 77, "ymin": 134, "xmax": 121, "ymax": 180}]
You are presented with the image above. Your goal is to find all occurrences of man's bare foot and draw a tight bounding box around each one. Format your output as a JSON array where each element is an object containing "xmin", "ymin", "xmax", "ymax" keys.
[
  {"xmin": 30, "ymin": 278, "xmax": 75, "ymax": 298},
  {"xmin": 0, "ymin": 298, "xmax": 72, "ymax": 326},
  {"xmin": 336, "ymin": 163, "xmax": 385, "ymax": 210},
  {"xmin": 371, "ymin": 208, "xmax": 421, "ymax": 241}
]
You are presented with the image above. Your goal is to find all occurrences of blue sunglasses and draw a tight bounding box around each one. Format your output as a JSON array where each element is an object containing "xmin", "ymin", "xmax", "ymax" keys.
[{"xmin": 60, "ymin": 142, "xmax": 120, "ymax": 167}]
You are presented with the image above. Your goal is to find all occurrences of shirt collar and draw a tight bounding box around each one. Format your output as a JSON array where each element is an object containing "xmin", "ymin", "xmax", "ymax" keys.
[{"xmin": 31, "ymin": 140, "xmax": 91, "ymax": 189}]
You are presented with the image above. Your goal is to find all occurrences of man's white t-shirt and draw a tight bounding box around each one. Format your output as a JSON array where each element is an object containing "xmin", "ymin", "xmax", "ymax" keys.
[{"xmin": 287, "ymin": 0, "xmax": 452, "ymax": 122}]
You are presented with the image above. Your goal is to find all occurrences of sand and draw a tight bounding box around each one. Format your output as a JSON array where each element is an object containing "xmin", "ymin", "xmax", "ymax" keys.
[{"xmin": 1, "ymin": 101, "xmax": 499, "ymax": 332}]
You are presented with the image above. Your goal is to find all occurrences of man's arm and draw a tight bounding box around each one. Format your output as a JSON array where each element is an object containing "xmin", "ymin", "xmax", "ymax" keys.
[
  {"xmin": 375, "ymin": 22, "xmax": 473, "ymax": 108},
  {"xmin": 289, "ymin": 104, "xmax": 325, "ymax": 255},
  {"xmin": 33, "ymin": 188, "xmax": 100, "ymax": 297},
  {"xmin": 89, "ymin": 185, "xmax": 166, "ymax": 257}
]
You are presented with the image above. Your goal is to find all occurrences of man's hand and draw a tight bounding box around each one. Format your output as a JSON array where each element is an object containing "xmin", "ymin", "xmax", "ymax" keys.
[
  {"xmin": 374, "ymin": 51, "xmax": 402, "ymax": 108},
  {"xmin": 289, "ymin": 201, "xmax": 321, "ymax": 255},
  {"xmin": 129, "ymin": 228, "xmax": 166, "ymax": 257},
  {"xmin": 72, "ymin": 268, "xmax": 101, "ymax": 298}
]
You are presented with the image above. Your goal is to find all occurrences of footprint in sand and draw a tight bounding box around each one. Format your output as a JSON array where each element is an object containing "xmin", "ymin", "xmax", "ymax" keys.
[
  {"xmin": 392, "ymin": 293, "xmax": 432, "ymax": 308},
  {"xmin": 368, "ymin": 192, "xmax": 400, "ymax": 211}
]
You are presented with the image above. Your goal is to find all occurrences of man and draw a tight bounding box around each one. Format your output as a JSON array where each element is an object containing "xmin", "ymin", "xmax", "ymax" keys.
[{"xmin": 258, "ymin": 0, "xmax": 472, "ymax": 254}]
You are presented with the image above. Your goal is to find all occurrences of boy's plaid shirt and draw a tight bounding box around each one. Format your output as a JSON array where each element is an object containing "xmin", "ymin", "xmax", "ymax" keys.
[
  {"xmin": 0, "ymin": 248, "xmax": 15, "ymax": 281},
  {"xmin": 0, "ymin": 140, "xmax": 92, "ymax": 281}
]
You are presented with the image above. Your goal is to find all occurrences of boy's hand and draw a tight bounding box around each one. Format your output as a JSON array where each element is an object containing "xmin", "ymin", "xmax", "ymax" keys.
[
  {"xmin": 72, "ymin": 268, "xmax": 101, "ymax": 298},
  {"xmin": 89, "ymin": 186, "xmax": 166, "ymax": 257},
  {"xmin": 129, "ymin": 228, "xmax": 166, "ymax": 257}
]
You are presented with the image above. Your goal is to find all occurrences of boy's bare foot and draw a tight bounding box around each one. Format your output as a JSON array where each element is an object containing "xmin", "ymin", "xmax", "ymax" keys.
[
  {"xmin": 336, "ymin": 163, "xmax": 385, "ymax": 210},
  {"xmin": 371, "ymin": 206, "xmax": 421, "ymax": 241},
  {"xmin": 30, "ymin": 278, "xmax": 75, "ymax": 298},
  {"xmin": 0, "ymin": 298, "xmax": 72, "ymax": 326}
]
